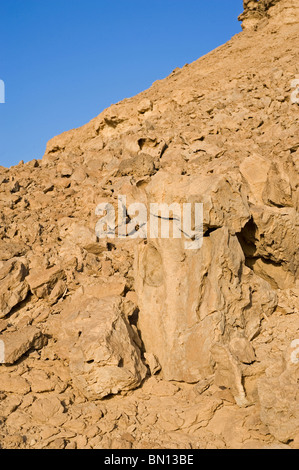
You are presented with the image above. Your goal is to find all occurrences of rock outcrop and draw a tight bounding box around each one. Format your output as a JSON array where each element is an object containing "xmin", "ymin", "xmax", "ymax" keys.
[
  {"xmin": 0, "ymin": 258, "xmax": 29, "ymax": 318},
  {"xmin": 239, "ymin": 0, "xmax": 299, "ymax": 30},
  {"xmin": 0, "ymin": 0, "xmax": 298, "ymax": 449},
  {"xmin": 52, "ymin": 294, "xmax": 147, "ymax": 400}
]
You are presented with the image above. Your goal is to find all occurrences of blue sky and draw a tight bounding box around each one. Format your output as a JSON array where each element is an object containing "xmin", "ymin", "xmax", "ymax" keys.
[{"xmin": 0, "ymin": 0, "xmax": 243, "ymax": 168}]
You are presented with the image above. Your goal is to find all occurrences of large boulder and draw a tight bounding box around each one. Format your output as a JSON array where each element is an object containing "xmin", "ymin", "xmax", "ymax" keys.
[
  {"xmin": 133, "ymin": 170, "xmax": 277, "ymax": 405},
  {"xmin": 0, "ymin": 326, "xmax": 46, "ymax": 364},
  {"xmin": 54, "ymin": 295, "xmax": 147, "ymax": 399}
]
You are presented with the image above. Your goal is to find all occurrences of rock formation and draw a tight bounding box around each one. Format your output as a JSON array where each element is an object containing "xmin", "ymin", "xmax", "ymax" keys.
[
  {"xmin": 0, "ymin": 0, "xmax": 298, "ymax": 449},
  {"xmin": 239, "ymin": 0, "xmax": 299, "ymax": 30}
]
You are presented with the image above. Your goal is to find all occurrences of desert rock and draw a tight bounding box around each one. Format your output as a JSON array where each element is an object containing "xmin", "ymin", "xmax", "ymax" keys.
[{"xmin": 0, "ymin": 0, "xmax": 298, "ymax": 449}]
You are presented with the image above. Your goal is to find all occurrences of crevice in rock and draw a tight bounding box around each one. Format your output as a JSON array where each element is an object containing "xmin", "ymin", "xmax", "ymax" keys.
[
  {"xmin": 236, "ymin": 218, "xmax": 293, "ymax": 289},
  {"xmin": 127, "ymin": 305, "xmax": 151, "ymax": 377},
  {"xmin": 3, "ymin": 292, "xmax": 33, "ymax": 323},
  {"xmin": 203, "ymin": 226, "xmax": 220, "ymax": 237},
  {"xmin": 128, "ymin": 306, "xmax": 139, "ymax": 328},
  {"xmin": 236, "ymin": 218, "xmax": 258, "ymax": 260}
]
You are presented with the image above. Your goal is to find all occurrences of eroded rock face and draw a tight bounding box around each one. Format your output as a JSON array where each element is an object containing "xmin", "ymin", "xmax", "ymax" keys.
[
  {"xmin": 0, "ymin": 326, "xmax": 46, "ymax": 364},
  {"xmin": 27, "ymin": 266, "xmax": 66, "ymax": 301},
  {"xmin": 258, "ymin": 344, "xmax": 299, "ymax": 443},
  {"xmin": 0, "ymin": 258, "xmax": 29, "ymax": 318},
  {"xmin": 238, "ymin": 0, "xmax": 299, "ymax": 30},
  {"xmin": 133, "ymin": 169, "xmax": 279, "ymax": 406},
  {"xmin": 135, "ymin": 227, "xmax": 277, "ymax": 403},
  {"xmin": 0, "ymin": 0, "xmax": 298, "ymax": 449},
  {"xmin": 53, "ymin": 295, "xmax": 147, "ymax": 400}
]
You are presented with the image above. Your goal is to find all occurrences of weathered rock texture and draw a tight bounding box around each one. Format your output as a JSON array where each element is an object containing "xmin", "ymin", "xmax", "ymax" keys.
[
  {"xmin": 239, "ymin": 0, "xmax": 299, "ymax": 30},
  {"xmin": 52, "ymin": 294, "xmax": 147, "ymax": 400},
  {"xmin": 0, "ymin": 0, "xmax": 298, "ymax": 449}
]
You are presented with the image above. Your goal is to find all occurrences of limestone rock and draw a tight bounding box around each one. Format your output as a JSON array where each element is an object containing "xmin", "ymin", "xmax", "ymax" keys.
[
  {"xmin": 0, "ymin": 373, "xmax": 31, "ymax": 394},
  {"xmin": 211, "ymin": 343, "xmax": 248, "ymax": 407},
  {"xmin": 239, "ymin": 0, "xmax": 299, "ymax": 30},
  {"xmin": 24, "ymin": 369, "xmax": 59, "ymax": 393},
  {"xmin": 135, "ymin": 227, "xmax": 276, "ymax": 386},
  {"xmin": 27, "ymin": 266, "xmax": 66, "ymax": 300},
  {"xmin": 0, "ymin": 241, "xmax": 28, "ymax": 261},
  {"xmin": 0, "ymin": 259, "xmax": 29, "ymax": 318},
  {"xmin": 258, "ymin": 344, "xmax": 299, "ymax": 443},
  {"xmin": 0, "ymin": 326, "xmax": 46, "ymax": 364},
  {"xmin": 117, "ymin": 154, "xmax": 156, "ymax": 178},
  {"xmin": 55, "ymin": 295, "xmax": 147, "ymax": 399},
  {"xmin": 239, "ymin": 0, "xmax": 281, "ymax": 30},
  {"xmin": 82, "ymin": 277, "xmax": 127, "ymax": 300},
  {"xmin": 30, "ymin": 396, "xmax": 65, "ymax": 425},
  {"xmin": 58, "ymin": 218, "xmax": 99, "ymax": 251},
  {"xmin": 144, "ymin": 353, "xmax": 161, "ymax": 375},
  {"xmin": 229, "ymin": 337, "xmax": 256, "ymax": 364},
  {"xmin": 137, "ymin": 99, "xmax": 153, "ymax": 114},
  {"xmin": 0, "ymin": 0, "xmax": 298, "ymax": 449}
]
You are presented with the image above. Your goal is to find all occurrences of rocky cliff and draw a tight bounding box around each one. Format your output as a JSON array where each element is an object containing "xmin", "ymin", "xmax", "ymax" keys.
[
  {"xmin": 0, "ymin": 0, "xmax": 298, "ymax": 449},
  {"xmin": 239, "ymin": 0, "xmax": 299, "ymax": 29}
]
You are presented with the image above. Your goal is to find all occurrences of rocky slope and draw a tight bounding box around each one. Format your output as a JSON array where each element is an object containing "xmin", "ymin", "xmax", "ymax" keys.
[{"xmin": 0, "ymin": 0, "xmax": 298, "ymax": 449}]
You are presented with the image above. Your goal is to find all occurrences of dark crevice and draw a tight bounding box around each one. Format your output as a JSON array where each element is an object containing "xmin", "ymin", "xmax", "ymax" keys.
[
  {"xmin": 203, "ymin": 226, "xmax": 220, "ymax": 237},
  {"xmin": 237, "ymin": 218, "xmax": 285, "ymax": 269},
  {"xmin": 3, "ymin": 292, "xmax": 33, "ymax": 322},
  {"xmin": 236, "ymin": 217, "xmax": 292, "ymax": 289},
  {"xmin": 128, "ymin": 307, "xmax": 139, "ymax": 328},
  {"xmin": 237, "ymin": 218, "xmax": 258, "ymax": 259},
  {"xmin": 107, "ymin": 242, "xmax": 116, "ymax": 251},
  {"xmin": 266, "ymin": 199, "xmax": 285, "ymax": 209}
]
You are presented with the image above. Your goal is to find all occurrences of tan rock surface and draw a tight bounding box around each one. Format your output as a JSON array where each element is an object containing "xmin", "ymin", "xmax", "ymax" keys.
[
  {"xmin": 0, "ymin": 326, "xmax": 46, "ymax": 364},
  {"xmin": 0, "ymin": 0, "xmax": 298, "ymax": 449},
  {"xmin": 0, "ymin": 259, "xmax": 29, "ymax": 318},
  {"xmin": 53, "ymin": 295, "xmax": 147, "ymax": 399}
]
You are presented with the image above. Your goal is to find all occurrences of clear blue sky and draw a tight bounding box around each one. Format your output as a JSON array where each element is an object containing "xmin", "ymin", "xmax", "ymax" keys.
[{"xmin": 0, "ymin": 0, "xmax": 243, "ymax": 168}]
